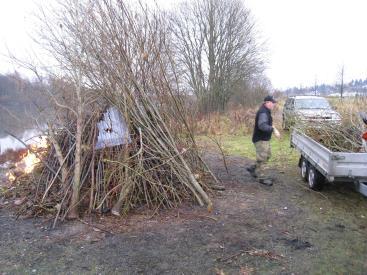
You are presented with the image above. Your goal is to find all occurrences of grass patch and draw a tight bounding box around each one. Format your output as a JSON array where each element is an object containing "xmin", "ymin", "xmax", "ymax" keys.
[{"xmin": 198, "ymin": 132, "xmax": 299, "ymax": 168}]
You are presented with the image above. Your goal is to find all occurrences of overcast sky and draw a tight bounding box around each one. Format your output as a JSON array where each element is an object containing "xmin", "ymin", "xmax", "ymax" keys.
[
  {"xmin": 0, "ymin": 0, "xmax": 367, "ymax": 89},
  {"xmin": 0, "ymin": 1, "xmax": 35, "ymax": 75},
  {"xmin": 245, "ymin": 0, "xmax": 367, "ymax": 89}
]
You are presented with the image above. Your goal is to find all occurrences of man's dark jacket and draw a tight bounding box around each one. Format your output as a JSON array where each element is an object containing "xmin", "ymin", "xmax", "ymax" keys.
[{"xmin": 252, "ymin": 104, "xmax": 273, "ymax": 143}]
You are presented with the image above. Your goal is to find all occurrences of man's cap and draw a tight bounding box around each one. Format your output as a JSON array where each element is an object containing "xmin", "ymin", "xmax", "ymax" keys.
[{"xmin": 264, "ymin": 95, "xmax": 277, "ymax": 103}]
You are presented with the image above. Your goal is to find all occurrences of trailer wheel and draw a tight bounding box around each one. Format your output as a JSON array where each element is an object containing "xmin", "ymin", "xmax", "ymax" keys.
[
  {"xmin": 300, "ymin": 157, "xmax": 308, "ymax": 181},
  {"xmin": 308, "ymin": 165, "xmax": 324, "ymax": 191}
]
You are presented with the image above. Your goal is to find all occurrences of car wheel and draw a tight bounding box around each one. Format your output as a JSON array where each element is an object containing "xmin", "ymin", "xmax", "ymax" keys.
[
  {"xmin": 308, "ymin": 165, "xmax": 324, "ymax": 191},
  {"xmin": 300, "ymin": 157, "xmax": 308, "ymax": 181}
]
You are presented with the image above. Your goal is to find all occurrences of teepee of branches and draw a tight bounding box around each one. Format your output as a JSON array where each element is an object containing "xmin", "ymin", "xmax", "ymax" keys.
[{"xmin": 14, "ymin": 0, "xmax": 216, "ymax": 223}]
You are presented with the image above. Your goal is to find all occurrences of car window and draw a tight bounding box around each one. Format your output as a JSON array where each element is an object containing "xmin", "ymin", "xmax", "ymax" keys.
[{"xmin": 295, "ymin": 98, "xmax": 331, "ymax": 110}]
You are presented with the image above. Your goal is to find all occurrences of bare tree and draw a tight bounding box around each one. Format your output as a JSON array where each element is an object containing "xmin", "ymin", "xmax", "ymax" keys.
[
  {"xmin": 30, "ymin": 0, "xmax": 105, "ymax": 219},
  {"xmin": 171, "ymin": 0, "xmax": 266, "ymax": 113},
  {"xmin": 229, "ymin": 76, "xmax": 270, "ymax": 108}
]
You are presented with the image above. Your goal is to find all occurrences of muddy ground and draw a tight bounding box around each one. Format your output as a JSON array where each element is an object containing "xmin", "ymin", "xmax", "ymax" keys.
[{"xmin": 1, "ymin": 152, "xmax": 366, "ymax": 274}]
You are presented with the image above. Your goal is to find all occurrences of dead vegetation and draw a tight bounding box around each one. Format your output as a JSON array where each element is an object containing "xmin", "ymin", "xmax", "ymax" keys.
[
  {"xmin": 302, "ymin": 123, "xmax": 364, "ymax": 152},
  {"xmin": 1, "ymin": 0, "xmax": 222, "ymax": 224},
  {"xmin": 298, "ymin": 97, "xmax": 367, "ymax": 152},
  {"xmin": 194, "ymin": 108, "xmax": 257, "ymax": 136}
]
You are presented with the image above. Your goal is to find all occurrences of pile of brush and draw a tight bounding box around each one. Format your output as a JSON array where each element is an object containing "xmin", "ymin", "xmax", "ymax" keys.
[
  {"xmin": 4, "ymin": 0, "xmax": 216, "ymax": 225},
  {"xmin": 13, "ymin": 102, "xmax": 213, "ymax": 223},
  {"xmin": 298, "ymin": 117, "xmax": 366, "ymax": 153}
]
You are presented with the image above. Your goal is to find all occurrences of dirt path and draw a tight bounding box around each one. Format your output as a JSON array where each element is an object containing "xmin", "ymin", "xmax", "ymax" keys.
[{"xmin": 1, "ymin": 153, "xmax": 367, "ymax": 274}]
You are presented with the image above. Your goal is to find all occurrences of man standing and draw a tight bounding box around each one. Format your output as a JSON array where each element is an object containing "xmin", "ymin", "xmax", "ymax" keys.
[{"xmin": 247, "ymin": 95, "xmax": 280, "ymax": 186}]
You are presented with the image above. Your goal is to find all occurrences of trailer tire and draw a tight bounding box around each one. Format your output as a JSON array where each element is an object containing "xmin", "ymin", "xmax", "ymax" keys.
[
  {"xmin": 308, "ymin": 165, "xmax": 324, "ymax": 191},
  {"xmin": 300, "ymin": 157, "xmax": 308, "ymax": 181}
]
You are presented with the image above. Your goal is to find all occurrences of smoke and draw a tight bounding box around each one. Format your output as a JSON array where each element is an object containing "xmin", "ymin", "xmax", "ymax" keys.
[{"xmin": 0, "ymin": 129, "xmax": 44, "ymax": 154}]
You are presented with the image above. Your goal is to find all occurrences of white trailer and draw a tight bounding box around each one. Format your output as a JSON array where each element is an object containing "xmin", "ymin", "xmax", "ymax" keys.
[{"xmin": 291, "ymin": 129, "xmax": 367, "ymax": 196}]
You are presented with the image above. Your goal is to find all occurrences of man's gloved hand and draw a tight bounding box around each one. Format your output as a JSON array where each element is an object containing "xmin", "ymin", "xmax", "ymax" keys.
[{"xmin": 273, "ymin": 127, "xmax": 281, "ymax": 138}]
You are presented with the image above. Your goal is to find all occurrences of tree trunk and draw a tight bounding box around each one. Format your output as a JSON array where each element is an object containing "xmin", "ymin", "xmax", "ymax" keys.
[
  {"xmin": 48, "ymin": 125, "xmax": 68, "ymax": 187},
  {"xmin": 68, "ymin": 75, "xmax": 83, "ymax": 219}
]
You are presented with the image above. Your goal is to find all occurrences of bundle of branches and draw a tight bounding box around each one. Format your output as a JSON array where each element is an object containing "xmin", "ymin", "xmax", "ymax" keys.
[
  {"xmin": 297, "ymin": 118, "xmax": 365, "ymax": 153},
  {"xmin": 9, "ymin": 0, "xmax": 216, "ymax": 223}
]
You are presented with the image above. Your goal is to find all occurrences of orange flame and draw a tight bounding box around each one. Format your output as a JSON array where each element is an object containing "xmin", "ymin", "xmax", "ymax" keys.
[
  {"xmin": 6, "ymin": 171, "xmax": 16, "ymax": 182},
  {"xmin": 6, "ymin": 135, "xmax": 49, "ymax": 181},
  {"xmin": 16, "ymin": 151, "xmax": 41, "ymax": 174}
]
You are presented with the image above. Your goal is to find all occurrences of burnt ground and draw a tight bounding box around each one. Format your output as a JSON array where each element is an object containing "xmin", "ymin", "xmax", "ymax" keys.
[{"xmin": 1, "ymin": 152, "xmax": 367, "ymax": 274}]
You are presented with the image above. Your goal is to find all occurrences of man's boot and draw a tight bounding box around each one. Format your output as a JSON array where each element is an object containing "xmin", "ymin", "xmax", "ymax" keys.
[
  {"xmin": 258, "ymin": 178, "xmax": 273, "ymax": 186},
  {"xmin": 246, "ymin": 164, "xmax": 257, "ymax": 178}
]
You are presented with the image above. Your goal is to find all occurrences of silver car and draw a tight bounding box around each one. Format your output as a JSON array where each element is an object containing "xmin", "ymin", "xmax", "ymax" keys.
[{"xmin": 282, "ymin": 96, "xmax": 341, "ymax": 129}]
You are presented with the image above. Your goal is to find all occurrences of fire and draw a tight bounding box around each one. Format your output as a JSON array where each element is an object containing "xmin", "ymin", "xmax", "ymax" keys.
[
  {"xmin": 18, "ymin": 150, "xmax": 41, "ymax": 174},
  {"xmin": 5, "ymin": 135, "xmax": 49, "ymax": 182},
  {"xmin": 6, "ymin": 171, "xmax": 16, "ymax": 182}
]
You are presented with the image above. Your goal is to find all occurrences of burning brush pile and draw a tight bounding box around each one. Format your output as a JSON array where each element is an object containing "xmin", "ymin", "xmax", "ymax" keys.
[
  {"xmin": 2, "ymin": 137, "xmax": 48, "ymax": 182},
  {"xmin": 1, "ymin": 0, "xmax": 216, "ymax": 223},
  {"xmin": 0, "ymin": 135, "xmax": 48, "ymax": 210},
  {"xmin": 3, "ymin": 100, "xmax": 214, "ymax": 222}
]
